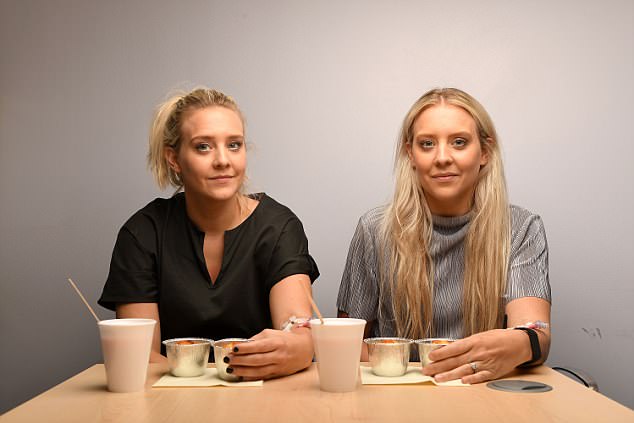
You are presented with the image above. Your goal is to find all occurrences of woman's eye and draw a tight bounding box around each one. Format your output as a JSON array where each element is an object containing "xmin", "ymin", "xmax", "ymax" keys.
[
  {"xmin": 228, "ymin": 141, "xmax": 243, "ymax": 151},
  {"xmin": 195, "ymin": 143, "xmax": 211, "ymax": 152},
  {"xmin": 418, "ymin": 140, "xmax": 434, "ymax": 149},
  {"xmin": 453, "ymin": 138, "xmax": 468, "ymax": 148}
]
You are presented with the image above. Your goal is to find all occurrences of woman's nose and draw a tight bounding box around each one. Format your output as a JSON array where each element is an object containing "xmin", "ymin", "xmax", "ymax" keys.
[
  {"xmin": 434, "ymin": 143, "xmax": 453, "ymax": 165},
  {"xmin": 213, "ymin": 148, "xmax": 230, "ymax": 167}
]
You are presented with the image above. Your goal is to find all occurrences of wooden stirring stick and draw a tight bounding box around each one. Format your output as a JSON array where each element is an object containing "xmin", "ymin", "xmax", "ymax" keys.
[
  {"xmin": 67, "ymin": 278, "xmax": 101, "ymax": 323},
  {"xmin": 301, "ymin": 283, "xmax": 324, "ymax": 325}
]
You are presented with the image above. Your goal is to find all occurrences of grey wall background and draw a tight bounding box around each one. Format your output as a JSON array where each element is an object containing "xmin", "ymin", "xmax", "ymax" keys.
[{"xmin": 1, "ymin": 0, "xmax": 633, "ymax": 413}]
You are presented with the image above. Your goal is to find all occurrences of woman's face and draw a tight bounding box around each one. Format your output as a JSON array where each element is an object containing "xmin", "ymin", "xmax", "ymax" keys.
[
  {"xmin": 166, "ymin": 106, "xmax": 246, "ymax": 203},
  {"xmin": 407, "ymin": 103, "xmax": 488, "ymax": 216}
]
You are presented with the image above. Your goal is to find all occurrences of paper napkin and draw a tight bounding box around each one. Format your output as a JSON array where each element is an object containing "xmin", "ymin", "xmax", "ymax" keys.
[
  {"xmin": 360, "ymin": 366, "xmax": 469, "ymax": 387},
  {"xmin": 153, "ymin": 368, "xmax": 263, "ymax": 388}
]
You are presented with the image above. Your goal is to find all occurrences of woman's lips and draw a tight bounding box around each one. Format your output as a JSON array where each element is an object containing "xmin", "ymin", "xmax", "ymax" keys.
[
  {"xmin": 208, "ymin": 176, "xmax": 234, "ymax": 183},
  {"xmin": 432, "ymin": 174, "xmax": 458, "ymax": 182}
]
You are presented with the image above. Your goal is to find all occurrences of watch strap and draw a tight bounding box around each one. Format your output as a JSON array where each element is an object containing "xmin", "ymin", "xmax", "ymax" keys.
[{"xmin": 514, "ymin": 327, "xmax": 541, "ymax": 367}]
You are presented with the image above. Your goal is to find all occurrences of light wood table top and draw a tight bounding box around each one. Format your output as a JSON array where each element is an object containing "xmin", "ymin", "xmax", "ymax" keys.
[{"xmin": 3, "ymin": 363, "xmax": 632, "ymax": 422}]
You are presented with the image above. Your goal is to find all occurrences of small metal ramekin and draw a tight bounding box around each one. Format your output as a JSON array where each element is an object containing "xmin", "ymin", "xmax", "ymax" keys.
[
  {"xmin": 414, "ymin": 338, "xmax": 455, "ymax": 367},
  {"xmin": 364, "ymin": 337, "xmax": 413, "ymax": 377},
  {"xmin": 213, "ymin": 338, "xmax": 251, "ymax": 381},
  {"xmin": 162, "ymin": 338, "xmax": 213, "ymax": 377}
]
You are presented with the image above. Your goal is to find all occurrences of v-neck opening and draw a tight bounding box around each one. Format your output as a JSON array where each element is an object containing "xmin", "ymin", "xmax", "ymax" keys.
[{"xmin": 185, "ymin": 193, "xmax": 266, "ymax": 288}]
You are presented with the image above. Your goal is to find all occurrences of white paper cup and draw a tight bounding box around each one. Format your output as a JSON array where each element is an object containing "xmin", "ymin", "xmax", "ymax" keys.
[
  {"xmin": 310, "ymin": 318, "xmax": 366, "ymax": 392},
  {"xmin": 98, "ymin": 318, "xmax": 156, "ymax": 392}
]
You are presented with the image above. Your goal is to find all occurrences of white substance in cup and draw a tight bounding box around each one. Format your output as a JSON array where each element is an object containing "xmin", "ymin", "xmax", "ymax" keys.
[
  {"xmin": 373, "ymin": 359, "xmax": 406, "ymax": 376},
  {"xmin": 310, "ymin": 318, "xmax": 366, "ymax": 392},
  {"xmin": 98, "ymin": 318, "xmax": 156, "ymax": 393}
]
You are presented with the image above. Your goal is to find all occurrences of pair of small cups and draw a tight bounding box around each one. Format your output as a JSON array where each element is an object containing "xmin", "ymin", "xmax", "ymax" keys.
[
  {"xmin": 364, "ymin": 337, "xmax": 455, "ymax": 377},
  {"xmin": 162, "ymin": 337, "xmax": 251, "ymax": 381}
]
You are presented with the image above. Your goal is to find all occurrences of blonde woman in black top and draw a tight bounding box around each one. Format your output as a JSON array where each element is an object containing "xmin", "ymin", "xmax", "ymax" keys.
[{"xmin": 99, "ymin": 87, "xmax": 319, "ymax": 380}]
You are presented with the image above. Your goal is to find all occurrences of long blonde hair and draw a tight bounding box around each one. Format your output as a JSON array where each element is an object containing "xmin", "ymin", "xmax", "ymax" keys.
[
  {"xmin": 380, "ymin": 88, "xmax": 510, "ymax": 339},
  {"xmin": 147, "ymin": 87, "xmax": 245, "ymax": 190}
]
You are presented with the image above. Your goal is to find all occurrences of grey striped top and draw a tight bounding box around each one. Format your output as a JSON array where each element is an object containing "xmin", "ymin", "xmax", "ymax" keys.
[{"xmin": 336, "ymin": 205, "xmax": 551, "ymax": 340}]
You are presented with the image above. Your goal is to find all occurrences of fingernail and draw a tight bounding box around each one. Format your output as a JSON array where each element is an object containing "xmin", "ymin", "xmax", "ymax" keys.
[
  {"xmin": 233, "ymin": 347, "xmax": 239, "ymax": 353},
  {"xmin": 223, "ymin": 356, "xmax": 230, "ymax": 364},
  {"xmin": 226, "ymin": 367, "xmax": 234, "ymax": 374}
]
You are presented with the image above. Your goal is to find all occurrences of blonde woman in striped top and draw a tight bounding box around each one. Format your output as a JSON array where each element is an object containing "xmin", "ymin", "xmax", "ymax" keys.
[{"xmin": 337, "ymin": 88, "xmax": 551, "ymax": 384}]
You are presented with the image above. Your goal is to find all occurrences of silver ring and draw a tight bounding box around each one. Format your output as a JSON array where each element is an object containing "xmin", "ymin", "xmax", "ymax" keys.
[{"xmin": 470, "ymin": 362, "xmax": 478, "ymax": 373}]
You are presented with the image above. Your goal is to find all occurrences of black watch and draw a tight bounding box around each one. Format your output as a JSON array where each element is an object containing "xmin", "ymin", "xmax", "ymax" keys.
[{"xmin": 514, "ymin": 327, "xmax": 541, "ymax": 367}]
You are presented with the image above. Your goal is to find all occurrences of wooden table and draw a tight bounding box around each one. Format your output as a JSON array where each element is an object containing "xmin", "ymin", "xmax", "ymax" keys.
[{"xmin": 3, "ymin": 364, "xmax": 632, "ymax": 422}]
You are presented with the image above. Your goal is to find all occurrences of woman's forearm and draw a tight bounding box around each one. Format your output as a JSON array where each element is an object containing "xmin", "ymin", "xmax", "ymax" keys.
[{"xmin": 150, "ymin": 350, "xmax": 167, "ymax": 364}]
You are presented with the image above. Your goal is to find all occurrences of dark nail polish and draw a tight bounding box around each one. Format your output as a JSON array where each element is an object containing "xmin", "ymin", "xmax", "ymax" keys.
[
  {"xmin": 223, "ymin": 356, "xmax": 230, "ymax": 364},
  {"xmin": 233, "ymin": 347, "xmax": 239, "ymax": 353},
  {"xmin": 226, "ymin": 367, "xmax": 234, "ymax": 374}
]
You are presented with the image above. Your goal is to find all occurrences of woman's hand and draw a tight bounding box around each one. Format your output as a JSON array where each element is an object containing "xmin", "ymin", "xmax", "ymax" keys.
[
  {"xmin": 226, "ymin": 274, "xmax": 315, "ymax": 380},
  {"xmin": 423, "ymin": 297, "xmax": 551, "ymax": 384},
  {"xmin": 421, "ymin": 329, "xmax": 532, "ymax": 384},
  {"xmin": 224, "ymin": 327, "xmax": 313, "ymax": 380}
]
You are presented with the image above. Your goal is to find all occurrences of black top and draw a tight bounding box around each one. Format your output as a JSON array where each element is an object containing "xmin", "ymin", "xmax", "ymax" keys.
[{"xmin": 98, "ymin": 193, "xmax": 319, "ymax": 351}]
